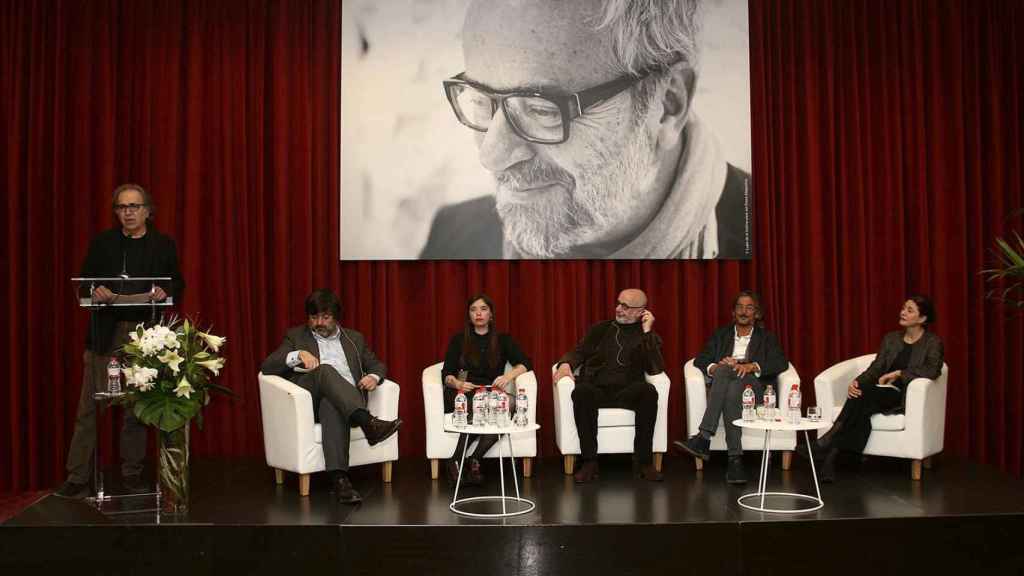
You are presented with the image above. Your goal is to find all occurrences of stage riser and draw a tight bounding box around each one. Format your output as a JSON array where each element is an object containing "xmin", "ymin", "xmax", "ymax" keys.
[{"xmin": 3, "ymin": 517, "xmax": 1023, "ymax": 575}]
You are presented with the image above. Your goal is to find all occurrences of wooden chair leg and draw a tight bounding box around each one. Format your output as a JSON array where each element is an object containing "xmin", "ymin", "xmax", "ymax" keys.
[
  {"xmin": 782, "ymin": 450, "xmax": 793, "ymax": 471},
  {"xmin": 274, "ymin": 469, "xmax": 284, "ymax": 485},
  {"xmin": 382, "ymin": 461, "xmax": 393, "ymax": 483},
  {"xmin": 431, "ymin": 458, "xmax": 439, "ymax": 480},
  {"xmin": 923, "ymin": 456, "xmax": 933, "ymax": 469},
  {"xmin": 653, "ymin": 453, "xmax": 664, "ymax": 472},
  {"xmin": 523, "ymin": 457, "xmax": 533, "ymax": 478},
  {"xmin": 694, "ymin": 457, "xmax": 704, "ymax": 471},
  {"xmin": 911, "ymin": 459, "xmax": 923, "ymax": 481},
  {"xmin": 299, "ymin": 473, "xmax": 310, "ymax": 496},
  {"xmin": 564, "ymin": 455, "xmax": 575, "ymax": 475}
]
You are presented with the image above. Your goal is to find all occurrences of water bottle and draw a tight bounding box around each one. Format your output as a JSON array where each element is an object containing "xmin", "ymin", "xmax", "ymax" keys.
[
  {"xmin": 486, "ymin": 386, "xmax": 498, "ymax": 426},
  {"xmin": 763, "ymin": 384, "xmax": 776, "ymax": 420},
  {"xmin": 493, "ymin": 389, "xmax": 507, "ymax": 427},
  {"xmin": 453, "ymin": 390, "xmax": 468, "ymax": 428},
  {"xmin": 471, "ymin": 387, "xmax": 487, "ymax": 426},
  {"xmin": 788, "ymin": 384, "xmax": 802, "ymax": 425},
  {"xmin": 107, "ymin": 356, "xmax": 122, "ymax": 395},
  {"xmin": 515, "ymin": 388, "xmax": 529, "ymax": 427},
  {"xmin": 741, "ymin": 384, "xmax": 755, "ymax": 422}
]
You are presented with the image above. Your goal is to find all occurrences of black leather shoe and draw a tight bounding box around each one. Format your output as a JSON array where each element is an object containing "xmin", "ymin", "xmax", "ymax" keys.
[
  {"xmin": 54, "ymin": 480, "xmax": 91, "ymax": 499},
  {"xmin": 122, "ymin": 474, "xmax": 150, "ymax": 494},
  {"xmin": 726, "ymin": 456, "xmax": 748, "ymax": 484},
  {"xmin": 573, "ymin": 460, "xmax": 599, "ymax": 484},
  {"xmin": 674, "ymin": 436, "xmax": 711, "ymax": 461},
  {"xmin": 334, "ymin": 473, "xmax": 362, "ymax": 504},
  {"xmin": 820, "ymin": 449, "xmax": 838, "ymax": 483},
  {"xmin": 363, "ymin": 416, "xmax": 401, "ymax": 446}
]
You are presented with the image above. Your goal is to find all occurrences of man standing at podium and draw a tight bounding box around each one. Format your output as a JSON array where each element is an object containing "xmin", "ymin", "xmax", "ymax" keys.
[{"xmin": 56, "ymin": 183, "xmax": 183, "ymax": 498}]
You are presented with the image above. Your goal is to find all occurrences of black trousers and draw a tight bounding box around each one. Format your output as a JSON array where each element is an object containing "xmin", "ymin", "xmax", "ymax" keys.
[
  {"xmin": 296, "ymin": 365, "xmax": 367, "ymax": 472},
  {"xmin": 571, "ymin": 380, "xmax": 659, "ymax": 464},
  {"xmin": 831, "ymin": 383, "xmax": 902, "ymax": 453}
]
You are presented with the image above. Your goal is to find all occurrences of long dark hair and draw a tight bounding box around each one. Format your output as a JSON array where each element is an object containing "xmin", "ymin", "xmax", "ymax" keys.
[{"xmin": 462, "ymin": 293, "xmax": 499, "ymax": 370}]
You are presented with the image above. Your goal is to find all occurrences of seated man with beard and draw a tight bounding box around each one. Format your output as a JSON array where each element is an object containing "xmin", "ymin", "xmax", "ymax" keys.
[{"xmin": 419, "ymin": 0, "xmax": 750, "ymax": 260}]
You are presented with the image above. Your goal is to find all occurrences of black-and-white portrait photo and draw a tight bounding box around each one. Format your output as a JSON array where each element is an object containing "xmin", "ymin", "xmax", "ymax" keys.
[{"xmin": 341, "ymin": 0, "xmax": 752, "ymax": 260}]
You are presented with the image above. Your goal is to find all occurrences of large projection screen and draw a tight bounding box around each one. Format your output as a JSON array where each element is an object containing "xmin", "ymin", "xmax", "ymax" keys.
[{"xmin": 341, "ymin": 0, "xmax": 751, "ymax": 260}]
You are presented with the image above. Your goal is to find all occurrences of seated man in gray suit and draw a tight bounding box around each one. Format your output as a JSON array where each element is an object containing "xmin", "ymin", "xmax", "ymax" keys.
[
  {"xmin": 675, "ymin": 291, "xmax": 788, "ymax": 484},
  {"xmin": 420, "ymin": 0, "xmax": 750, "ymax": 260},
  {"xmin": 261, "ymin": 289, "xmax": 401, "ymax": 503}
]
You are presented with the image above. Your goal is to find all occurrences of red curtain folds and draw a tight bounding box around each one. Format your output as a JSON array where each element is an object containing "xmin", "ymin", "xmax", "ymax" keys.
[{"xmin": 2, "ymin": 0, "xmax": 1022, "ymax": 492}]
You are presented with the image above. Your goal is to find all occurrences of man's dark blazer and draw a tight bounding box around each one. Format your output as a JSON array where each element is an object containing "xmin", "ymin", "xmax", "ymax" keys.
[
  {"xmin": 418, "ymin": 164, "xmax": 751, "ymax": 259},
  {"xmin": 855, "ymin": 330, "xmax": 944, "ymax": 400},
  {"xmin": 260, "ymin": 325, "xmax": 387, "ymax": 394},
  {"xmin": 693, "ymin": 324, "xmax": 788, "ymax": 385}
]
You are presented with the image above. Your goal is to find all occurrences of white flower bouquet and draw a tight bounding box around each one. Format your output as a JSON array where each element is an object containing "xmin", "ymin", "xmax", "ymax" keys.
[{"xmin": 120, "ymin": 318, "xmax": 230, "ymax": 432}]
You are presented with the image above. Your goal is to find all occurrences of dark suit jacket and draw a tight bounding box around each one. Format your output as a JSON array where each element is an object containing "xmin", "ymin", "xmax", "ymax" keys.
[
  {"xmin": 855, "ymin": 330, "xmax": 944, "ymax": 398},
  {"xmin": 260, "ymin": 325, "xmax": 387, "ymax": 393},
  {"xmin": 419, "ymin": 164, "xmax": 751, "ymax": 259},
  {"xmin": 693, "ymin": 324, "xmax": 788, "ymax": 386}
]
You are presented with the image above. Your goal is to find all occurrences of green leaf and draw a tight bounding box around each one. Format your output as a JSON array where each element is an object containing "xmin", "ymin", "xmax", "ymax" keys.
[{"xmin": 133, "ymin": 395, "xmax": 200, "ymax": 432}]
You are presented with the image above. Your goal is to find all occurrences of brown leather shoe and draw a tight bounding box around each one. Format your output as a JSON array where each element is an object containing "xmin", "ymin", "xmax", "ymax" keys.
[
  {"xmin": 445, "ymin": 459, "xmax": 461, "ymax": 485},
  {"xmin": 466, "ymin": 457, "xmax": 484, "ymax": 486},
  {"xmin": 363, "ymin": 416, "xmax": 401, "ymax": 446},
  {"xmin": 573, "ymin": 460, "xmax": 599, "ymax": 484},
  {"xmin": 634, "ymin": 463, "xmax": 664, "ymax": 482}
]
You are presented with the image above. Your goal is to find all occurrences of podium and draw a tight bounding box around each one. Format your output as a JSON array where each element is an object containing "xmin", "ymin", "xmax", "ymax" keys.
[{"xmin": 72, "ymin": 276, "xmax": 174, "ymax": 515}]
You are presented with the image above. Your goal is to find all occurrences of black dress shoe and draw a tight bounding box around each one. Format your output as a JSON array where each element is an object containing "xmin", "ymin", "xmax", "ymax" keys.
[
  {"xmin": 726, "ymin": 457, "xmax": 748, "ymax": 484},
  {"xmin": 573, "ymin": 460, "xmax": 599, "ymax": 484},
  {"xmin": 334, "ymin": 473, "xmax": 362, "ymax": 504},
  {"xmin": 363, "ymin": 416, "xmax": 402, "ymax": 446},
  {"xmin": 674, "ymin": 436, "xmax": 711, "ymax": 461},
  {"xmin": 122, "ymin": 474, "xmax": 150, "ymax": 494},
  {"xmin": 54, "ymin": 480, "xmax": 91, "ymax": 499}
]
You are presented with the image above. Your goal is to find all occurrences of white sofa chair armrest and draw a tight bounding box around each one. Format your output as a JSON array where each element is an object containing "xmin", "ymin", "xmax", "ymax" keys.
[
  {"xmin": 901, "ymin": 363, "xmax": 948, "ymax": 458},
  {"xmin": 814, "ymin": 354, "xmax": 874, "ymax": 430},
  {"xmin": 552, "ymin": 364, "xmax": 579, "ymax": 454},
  {"xmin": 258, "ymin": 372, "xmax": 317, "ymax": 471},
  {"xmin": 368, "ymin": 379, "xmax": 400, "ymax": 421},
  {"xmin": 645, "ymin": 371, "xmax": 671, "ymax": 452},
  {"xmin": 683, "ymin": 359, "xmax": 708, "ymax": 437}
]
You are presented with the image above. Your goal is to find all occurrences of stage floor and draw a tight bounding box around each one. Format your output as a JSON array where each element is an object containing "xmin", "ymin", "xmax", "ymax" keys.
[{"xmin": 4, "ymin": 453, "xmax": 1024, "ymax": 574}]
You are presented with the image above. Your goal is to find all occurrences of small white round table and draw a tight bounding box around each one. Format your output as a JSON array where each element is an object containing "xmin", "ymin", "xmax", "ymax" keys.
[
  {"xmin": 733, "ymin": 417, "xmax": 831, "ymax": 514},
  {"xmin": 443, "ymin": 415, "xmax": 540, "ymax": 518}
]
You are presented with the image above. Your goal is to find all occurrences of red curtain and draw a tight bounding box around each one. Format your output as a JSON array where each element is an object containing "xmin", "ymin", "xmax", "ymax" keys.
[{"xmin": 2, "ymin": 0, "xmax": 1022, "ymax": 492}]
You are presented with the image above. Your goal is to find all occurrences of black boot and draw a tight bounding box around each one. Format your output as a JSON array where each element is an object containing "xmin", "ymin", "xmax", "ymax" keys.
[{"xmin": 819, "ymin": 448, "xmax": 839, "ymax": 483}]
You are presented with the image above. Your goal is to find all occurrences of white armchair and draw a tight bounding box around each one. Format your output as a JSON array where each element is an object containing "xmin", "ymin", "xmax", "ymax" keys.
[
  {"xmin": 814, "ymin": 354, "xmax": 948, "ymax": 480},
  {"xmin": 683, "ymin": 359, "xmax": 799, "ymax": 470},
  {"xmin": 552, "ymin": 364, "xmax": 670, "ymax": 475},
  {"xmin": 257, "ymin": 372, "xmax": 400, "ymax": 496},
  {"xmin": 422, "ymin": 362, "xmax": 538, "ymax": 479}
]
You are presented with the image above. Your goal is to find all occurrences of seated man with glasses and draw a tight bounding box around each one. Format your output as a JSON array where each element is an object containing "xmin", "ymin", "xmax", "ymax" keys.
[
  {"xmin": 553, "ymin": 289, "xmax": 665, "ymax": 483},
  {"xmin": 57, "ymin": 183, "xmax": 183, "ymax": 498},
  {"xmin": 675, "ymin": 291, "xmax": 789, "ymax": 484},
  {"xmin": 419, "ymin": 0, "xmax": 750, "ymax": 260}
]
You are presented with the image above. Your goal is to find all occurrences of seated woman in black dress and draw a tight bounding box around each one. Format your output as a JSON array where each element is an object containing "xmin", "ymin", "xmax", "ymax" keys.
[
  {"xmin": 442, "ymin": 293, "xmax": 532, "ymax": 485},
  {"xmin": 799, "ymin": 295, "xmax": 944, "ymax": 481}
]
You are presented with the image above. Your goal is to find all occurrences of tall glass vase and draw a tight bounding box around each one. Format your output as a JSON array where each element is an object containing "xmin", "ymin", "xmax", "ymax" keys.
[{"xmin": 158, "ymin": 425, "xmax": 190, "ymax": 514}]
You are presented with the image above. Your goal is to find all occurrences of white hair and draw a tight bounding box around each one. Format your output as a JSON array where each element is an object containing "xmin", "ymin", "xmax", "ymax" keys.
[{"xmin": 596, "ymin": 0, "xmax": 703, "ymax": 76}]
